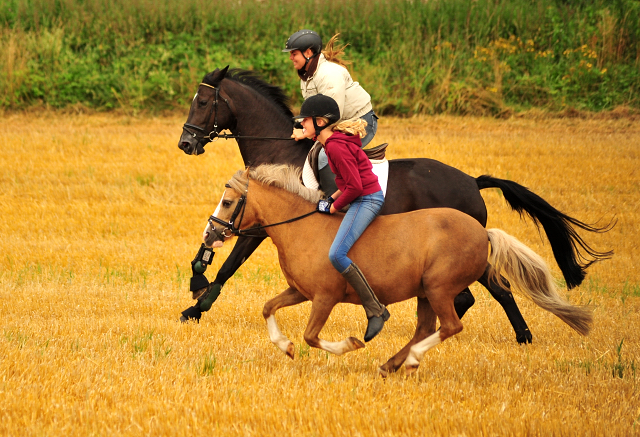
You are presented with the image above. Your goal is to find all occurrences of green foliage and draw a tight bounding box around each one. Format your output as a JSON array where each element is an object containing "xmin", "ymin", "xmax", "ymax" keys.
[
  {"xmin": 555, "ymin": 339, "xmax": 638, "ymax": 380},
  {"xmin": 199, "ymin": 350, "xmax": 217, "ymax": 376},
  {"xmin": 0, "ymin": 0, "xmax": 638, "ymax": 114}
]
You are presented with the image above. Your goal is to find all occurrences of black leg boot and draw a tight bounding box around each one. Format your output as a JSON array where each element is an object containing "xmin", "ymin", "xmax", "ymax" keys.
[{"xmin": 341, "ymin": 263, "xmax": 390, "ymax": 342}]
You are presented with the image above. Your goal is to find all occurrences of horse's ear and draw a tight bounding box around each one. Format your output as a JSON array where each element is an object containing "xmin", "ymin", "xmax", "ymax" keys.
[{"xmin": 209, "ymin": 66, "xmax": 230, "ymax": 88}]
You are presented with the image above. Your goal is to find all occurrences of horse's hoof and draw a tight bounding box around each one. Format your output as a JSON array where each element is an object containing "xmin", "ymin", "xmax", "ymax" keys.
[
  {"xmin": 179, "ymin": 316, "xmax": 188, "ymax": 323},
  {"xmin": 378, "ymin": 367, "xmax": 389, "ymax": 378},
  {"xmin": 516, "ymin": 329, "xmax": 533, "ymax": 344},
  {"xmin": 286, "ymin": 342, "xmax": 295, "ymax": 359},
  {"xmin": 348, "ymin": 337, "xmax": 365, "ymax": 350},
  {"xmin": 405, "ymin": 364, "xmax": 419, "ymax": 376}
]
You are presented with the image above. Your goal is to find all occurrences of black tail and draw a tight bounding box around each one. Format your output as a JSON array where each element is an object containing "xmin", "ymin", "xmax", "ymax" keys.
[{"xmin": 476, "ymin": 175, "xmax": 615, "ymax": 289}]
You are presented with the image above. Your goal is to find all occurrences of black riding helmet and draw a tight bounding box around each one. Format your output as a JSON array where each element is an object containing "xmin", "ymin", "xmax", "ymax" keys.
[
  {"xmin": 283, "ymin": 30, "xmax": 322, "ymax": 73},
  {"xmin": 293, "ymin": 94, "xmax": 341, "ymax": 138}
]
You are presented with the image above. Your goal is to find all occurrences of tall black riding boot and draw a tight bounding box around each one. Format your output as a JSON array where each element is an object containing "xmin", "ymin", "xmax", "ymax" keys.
[{"xmin": 341, "ymin": 263, "xmax": 390, "ymax": 342}]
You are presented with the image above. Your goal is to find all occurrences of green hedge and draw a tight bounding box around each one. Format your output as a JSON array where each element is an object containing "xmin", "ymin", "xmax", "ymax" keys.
[{"xmin": 1, "ymin": 0, "xmax": 638, "ymax": 114}]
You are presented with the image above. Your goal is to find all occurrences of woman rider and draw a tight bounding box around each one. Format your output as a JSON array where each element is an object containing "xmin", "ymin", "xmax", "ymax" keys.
[
  {"xmin": 284, "ymin": 30, "xmax": 379, "ymax": 192},
  {"xmin": 293, "ymin": 94, "xmax": 389, "ymax": 342}
]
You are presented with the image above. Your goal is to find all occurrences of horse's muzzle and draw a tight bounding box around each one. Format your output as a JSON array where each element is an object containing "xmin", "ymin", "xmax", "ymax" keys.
[
  {"xmin": 203, "ymin": 225, "xmax": 226, "ymax": 249},
  {"xmin": 178, "ymin": 133, "xmax": 205, "ymax": 155}
]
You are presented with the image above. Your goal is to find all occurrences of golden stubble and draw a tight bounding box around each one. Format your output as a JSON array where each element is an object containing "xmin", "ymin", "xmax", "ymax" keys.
[{"xmin": 1, "ymin": 112, "xmax": 639, "ymax": 436}]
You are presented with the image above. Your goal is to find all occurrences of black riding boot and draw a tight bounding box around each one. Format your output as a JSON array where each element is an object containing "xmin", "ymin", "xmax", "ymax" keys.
[{"xmin": 341, "ymin": 262, "xmax": 390, "ymax": 342}]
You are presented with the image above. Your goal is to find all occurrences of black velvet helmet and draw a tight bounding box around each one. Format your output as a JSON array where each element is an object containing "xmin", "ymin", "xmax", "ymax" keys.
[
  {"xmin": 293, "ymin": 94, "xmax": 341, "ymax": 137},
  {"xmin": 282, "ymin": 30, "xmax": 322, "ymax": 55}
]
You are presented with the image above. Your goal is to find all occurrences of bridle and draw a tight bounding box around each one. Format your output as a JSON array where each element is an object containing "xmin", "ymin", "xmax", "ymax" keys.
[
  {"xmin": 182, "ymin": 82, "xmax": 296, "ymax": 149},
  {"xmin": 207, "ymin": 182, "xmax": 317, "ymax": 239},
  {"xmin": 182, "ymin": 83, "xmax": 237, "ymax": 144}
]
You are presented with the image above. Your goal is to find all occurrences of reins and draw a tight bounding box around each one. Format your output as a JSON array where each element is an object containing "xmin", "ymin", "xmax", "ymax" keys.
[{"xmin": 182, "ymin": 82, "xmax": 296, "ymax": 143}]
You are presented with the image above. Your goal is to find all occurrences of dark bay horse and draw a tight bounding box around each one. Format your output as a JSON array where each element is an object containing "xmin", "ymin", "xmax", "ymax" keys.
[
  {"xmin": 203, "ymin": 165, "xmax": 592, "ymax": 375},
  {"xmin": 178, "ymin": 67, "xmax": 612, "ymax": 343}
]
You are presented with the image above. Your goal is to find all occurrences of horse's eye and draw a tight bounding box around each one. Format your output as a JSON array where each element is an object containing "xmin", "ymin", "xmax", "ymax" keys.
[
  {"xmin": 198, "ymin": 100, "xmax": 208, "ymax": 107},
  {"xmin": 222, "ymin": 200, "xmax": 232, "ymax": 208}
]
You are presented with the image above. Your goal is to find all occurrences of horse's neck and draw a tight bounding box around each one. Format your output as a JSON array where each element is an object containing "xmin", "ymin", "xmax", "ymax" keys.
[
  {"xmin": 248, "ymin": 183, "xmax": 316, "ymax": 244},
  {"xmin": 228, "ymin": 82, "xmax": 312, "ymax": 168}
]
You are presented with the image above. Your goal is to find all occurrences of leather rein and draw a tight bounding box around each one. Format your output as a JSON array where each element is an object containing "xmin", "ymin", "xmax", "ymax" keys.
[
  {"xmin": 182, "ymin": 82, "xmax": 296, "ymax": 144},
  {"xmin": 208, "ymin": 182, "xmax": 317, "ymax": 238}
]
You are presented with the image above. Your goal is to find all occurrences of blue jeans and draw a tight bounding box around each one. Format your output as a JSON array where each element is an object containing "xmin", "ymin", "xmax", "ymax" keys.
[
  {"xmin": 318, "ymin": 110, "xmax": 378, "ymax": 170},
  {"xmin": 359, "ymin": 110, "xmax": 378, "ymax": 148},
  {"xmin": 329, "ymin": 190, "xmax": 385, "ymax": 273}
]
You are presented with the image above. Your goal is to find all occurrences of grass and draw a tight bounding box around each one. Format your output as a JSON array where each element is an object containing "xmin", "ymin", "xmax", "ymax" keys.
[
  {"xmin": 0, "ymin": 112, "xmax": 639, "ymax": 435},
  {"xmin": 0, "ymin": 0, "xmax": 638, "ymax": 113}
]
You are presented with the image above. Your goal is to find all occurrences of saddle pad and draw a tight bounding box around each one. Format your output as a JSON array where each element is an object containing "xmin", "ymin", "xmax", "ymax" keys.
[
  {"xmin": 302, "ymin": 150, "xmax": 390, "ymax": 198},
  {"xmin": 370, "ymin": 158, "xmax": 389, "ymax": 197}
]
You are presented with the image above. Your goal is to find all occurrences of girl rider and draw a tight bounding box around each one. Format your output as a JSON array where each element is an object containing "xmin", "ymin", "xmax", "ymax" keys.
[{"xmin": 293, "ymin": 94, "xmax": 389, "ymax": 342}]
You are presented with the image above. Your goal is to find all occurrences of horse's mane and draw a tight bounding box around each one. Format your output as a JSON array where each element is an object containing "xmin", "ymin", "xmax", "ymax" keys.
[
  {"xmin": 203, "ymin": 69, "xmax": 293, "ymax": 118},
  {"xmin": 228, "ymin": 164, "xmax": 323, "ymax": 204}
]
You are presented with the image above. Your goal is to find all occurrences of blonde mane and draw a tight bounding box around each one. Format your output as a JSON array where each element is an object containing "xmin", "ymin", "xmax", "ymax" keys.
[{"xmin": 228, "ymin": 164, "xmax": 324, "ymax": 203}]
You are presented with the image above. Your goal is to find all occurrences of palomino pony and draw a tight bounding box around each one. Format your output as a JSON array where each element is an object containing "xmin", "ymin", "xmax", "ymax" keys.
[
  {"xmin": 179, "ymin": 67, "xmax": 612, "ymax": 344},
  {"xmin": 203, "ymin": 165, "xmax": 592, "ymax": 375}
]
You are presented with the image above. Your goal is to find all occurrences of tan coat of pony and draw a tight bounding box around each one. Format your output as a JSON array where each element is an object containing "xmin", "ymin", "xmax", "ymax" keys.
[{"xmin": 204, "ymin": 165, "xmax": 592, "ymax": 376}]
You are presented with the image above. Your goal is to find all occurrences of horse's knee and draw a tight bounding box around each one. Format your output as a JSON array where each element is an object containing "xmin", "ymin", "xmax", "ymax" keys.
[
  {"xmin": 440, "ymin": 323, "xmax": 463, "ymax": 342},
  {"xmin": 262, "ymin": 304, "xmax": 271, "ymax": 320}
]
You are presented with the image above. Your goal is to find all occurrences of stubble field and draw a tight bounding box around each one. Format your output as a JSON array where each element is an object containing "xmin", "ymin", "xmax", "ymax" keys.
[{"xmin": 0, "ymin": 112, "xmax": 639, "ymax": 436}]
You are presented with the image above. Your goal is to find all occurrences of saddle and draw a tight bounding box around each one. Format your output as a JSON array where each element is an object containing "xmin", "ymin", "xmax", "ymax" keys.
[{"xmin": 307, "ymin": 142, "xmax": 389, "ymax": 189}]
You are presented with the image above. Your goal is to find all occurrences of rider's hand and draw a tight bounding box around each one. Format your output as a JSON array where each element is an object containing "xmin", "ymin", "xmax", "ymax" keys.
[
  {"xmin": 317, "ymin": 197, "xmax": 334, "ymax": 214},
  {"xmin": 291, "ymin": 128, "xmax": 307, "ymax": 141}
]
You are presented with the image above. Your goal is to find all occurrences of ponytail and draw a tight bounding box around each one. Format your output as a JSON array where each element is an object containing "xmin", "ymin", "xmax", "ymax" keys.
[{"xmin": 322, "ymin": 34, "xmax": 352, "ymax": 69}]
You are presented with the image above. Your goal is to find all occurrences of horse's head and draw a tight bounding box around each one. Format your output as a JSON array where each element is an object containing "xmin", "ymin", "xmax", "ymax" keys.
[
  {"xmin": 203, "ymin": 170, "xmax": 255, "ymax": 247},
  {"xmin": 179, "ymin": 66, "xmax": 237, "ymax": 155}
]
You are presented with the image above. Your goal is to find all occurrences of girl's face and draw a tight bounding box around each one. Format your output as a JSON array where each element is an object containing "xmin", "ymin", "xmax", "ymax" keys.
[
  {"xmin": 288, "ymin": 49, "xmax": 314, "ymax": 70},
  {"xmin": 300, "ymin": 117, "xmax": 330, "ymax": 142},
  {"xmin": 300, "ymin": 117, "xmax": 316, "ymax": 137}
]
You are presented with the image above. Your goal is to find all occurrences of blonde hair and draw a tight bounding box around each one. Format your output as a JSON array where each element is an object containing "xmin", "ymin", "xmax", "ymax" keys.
[
  {"xmin": 315, "ymin": 116, "xmax": 368, "ymax": 139},
  {"xmin": 332, "ymin": 118, "xmax": 367, "ymax": 138},
  {"xmin": 322, "ymin": 34, "xmax": 352, "ymax": 69}
]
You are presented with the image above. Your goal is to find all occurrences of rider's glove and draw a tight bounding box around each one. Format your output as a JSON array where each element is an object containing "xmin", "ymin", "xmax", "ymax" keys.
[{"xmin": 317, "ymin": 196, "xmax": 334, "ymax": 214}]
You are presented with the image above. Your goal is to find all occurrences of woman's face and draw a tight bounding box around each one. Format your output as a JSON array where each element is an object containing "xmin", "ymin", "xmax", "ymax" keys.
[{"xmin": 288, "ymin": 49, "xmax": 313, "ymax": 70}]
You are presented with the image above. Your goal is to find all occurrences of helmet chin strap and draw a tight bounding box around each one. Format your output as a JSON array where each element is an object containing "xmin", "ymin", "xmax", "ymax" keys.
[
  {"xmin": 312, "ymin": 116, "xmax": 330, "ymax": 138},
  {"xmin": 299, "ymin": 52, "xmax": 318, "ymax": 76}
]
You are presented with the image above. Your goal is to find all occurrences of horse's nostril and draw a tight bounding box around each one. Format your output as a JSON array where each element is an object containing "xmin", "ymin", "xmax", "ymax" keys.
[{"xmin": 179, "ymin": 142, "xmax": 193, "ymax": 154}]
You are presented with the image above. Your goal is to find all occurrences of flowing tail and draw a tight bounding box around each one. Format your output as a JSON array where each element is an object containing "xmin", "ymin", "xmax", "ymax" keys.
[
  {"xmin": 476, "ymin": 175, "xmax": 614, "ymax": 290},
  {"xmin": 487, "ymin": 229, "xmax": 592, "ymax": 336}
]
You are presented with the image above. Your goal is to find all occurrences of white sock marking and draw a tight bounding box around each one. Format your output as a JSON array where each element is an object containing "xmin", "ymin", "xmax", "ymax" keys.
[{"xmin": 405, "ymin": 331, "xmax": 442, "ymax": 368}]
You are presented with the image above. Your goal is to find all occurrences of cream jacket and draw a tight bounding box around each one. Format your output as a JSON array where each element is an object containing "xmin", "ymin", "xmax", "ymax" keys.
[{"xmin": 300, "ymin": 54, "xmax": 372, "ymax": 120}]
